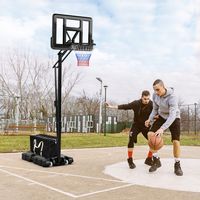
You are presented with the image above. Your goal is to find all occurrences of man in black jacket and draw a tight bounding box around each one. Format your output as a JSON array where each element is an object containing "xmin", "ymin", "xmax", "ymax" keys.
[{"xmin": 106, "ymin": 90, "xmax": 153, "ymax": 169}]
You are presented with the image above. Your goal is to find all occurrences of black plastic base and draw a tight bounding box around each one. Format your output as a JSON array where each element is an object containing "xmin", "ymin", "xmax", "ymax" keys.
[{"xmin": 22, "ymin": 151, "xmax": 73, "ymax": 167}]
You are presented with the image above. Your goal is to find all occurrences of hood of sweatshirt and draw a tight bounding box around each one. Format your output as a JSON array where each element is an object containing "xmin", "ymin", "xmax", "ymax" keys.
[{"xmin": 163, "ymin": 87, "xmax": 174, "ymax": 98}]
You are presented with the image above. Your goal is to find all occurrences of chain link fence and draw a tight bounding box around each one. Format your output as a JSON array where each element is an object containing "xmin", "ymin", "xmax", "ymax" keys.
[
  {"xmin": 111, "ymin": 103, "xmax": 200, "ymax": 135},
  {"xmin": 0, "ymin": 103, "xmax": 199, "ymax": 134},
  {"xmin": 180, "ymin": 103, "xmax": 200, "ymax": 135}
]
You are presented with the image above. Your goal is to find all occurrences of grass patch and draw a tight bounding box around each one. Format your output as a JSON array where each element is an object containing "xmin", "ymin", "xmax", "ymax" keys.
[
  {"xmin": 0, "ymin": 135, "xmax": 30, "ymax": 153},
  {"xmin": 61, "ymin": 133, "xmax": 129, "ymax": 149},
  {"xmin": 0, "ymin": 133, "xmax": 199, "ymax": 153}
]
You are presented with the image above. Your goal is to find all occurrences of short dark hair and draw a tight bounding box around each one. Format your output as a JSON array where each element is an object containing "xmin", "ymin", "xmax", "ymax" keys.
[
  {"xmin": 153, "ymin": 79, "xmax": 164, "ymax": 86},
  {"xmin": 142, "ymin": 90, "xmax": 150, "ymax": 97}
]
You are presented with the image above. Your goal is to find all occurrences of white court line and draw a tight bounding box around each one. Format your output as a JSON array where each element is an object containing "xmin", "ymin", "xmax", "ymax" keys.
[
  {"xmin": 0, "ymin": 165, "xmax": 124, "ymax": 183},
  {"xmin": 76, "ymin": 183, "xmax": 134, "ymax": 198},
  {"xmin": 0, "ymin": 168, "xmax": 77, "ymax": 198},
  {"xmin": 0, "ymin": 167, "xmax": 134, "ymax": 199}
]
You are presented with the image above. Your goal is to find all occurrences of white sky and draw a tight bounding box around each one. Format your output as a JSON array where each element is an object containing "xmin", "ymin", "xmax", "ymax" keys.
[{"xmin": 0, "ymin": 0, "xmax": 200, "ymax": 104}]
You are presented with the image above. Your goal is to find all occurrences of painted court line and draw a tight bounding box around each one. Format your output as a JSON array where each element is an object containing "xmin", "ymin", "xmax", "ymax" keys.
[
  {"xmin": 0, "ymin": 165, "xmax": 124, "ymax": 183},
  {"xmin": 76, "ymin": 183, "xmax": 134, "ymax": 198},
  {"xmin": 0, "ymin": 168, "xmax": 77, "ymax": 198},
  {"xmin": 0, "ymin": 167, "xmax": 133, "ymax": 199}
]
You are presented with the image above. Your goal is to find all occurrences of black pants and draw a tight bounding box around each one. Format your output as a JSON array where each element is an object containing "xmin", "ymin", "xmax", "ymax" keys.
[
  {"xmin": 150, "ymin": 116, "xmax": 180, "ymax": 141},
  {"xmin": 128, "ymin": 123, "xmax": 149, "ymax": 148}
]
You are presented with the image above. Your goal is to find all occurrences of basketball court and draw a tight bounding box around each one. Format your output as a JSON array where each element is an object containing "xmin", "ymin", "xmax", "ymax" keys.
[
  {"xmin": 1, "ymin": 145, "xmax": 200, "ymax": 200},
  {"xmin": 1, "ymin": 13, "xmax": 199, "ymax": 200}
]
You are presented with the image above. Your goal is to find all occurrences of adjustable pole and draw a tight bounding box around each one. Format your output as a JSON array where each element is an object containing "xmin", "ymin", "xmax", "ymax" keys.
[
  {"xmin": 54, "ymin": 50, "xmax": 72, "ymax": 160},
  {"xmin": 56, "ymin": 51, "xmax": 62, "ymax": 159}
]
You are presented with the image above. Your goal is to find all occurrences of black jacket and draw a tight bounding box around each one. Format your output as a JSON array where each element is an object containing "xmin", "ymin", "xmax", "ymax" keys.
[{"xmin": 118, "ymin": 99, "xmax": 153, "ymax": 125}]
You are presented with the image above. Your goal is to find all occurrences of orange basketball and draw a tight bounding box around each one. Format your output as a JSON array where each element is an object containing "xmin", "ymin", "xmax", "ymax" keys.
[{"xmin": 148, "ymin": 134, "xmax": 164, "ymax": 151}]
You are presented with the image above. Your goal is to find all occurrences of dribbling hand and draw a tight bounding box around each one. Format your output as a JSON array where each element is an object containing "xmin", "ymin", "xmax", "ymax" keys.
[{"xmin": 155, "ymin": 128, "xmax": 164, "ymax": 137}]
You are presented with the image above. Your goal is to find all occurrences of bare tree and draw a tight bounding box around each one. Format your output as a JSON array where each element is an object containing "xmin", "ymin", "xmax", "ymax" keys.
[
  {"xmin": 62, "ymin": 64, "xmax": 82, "ymax": 106},
  {"xmin": 0, "ymin": 49, "xmax": 81, "ymax": 120},
  {"xmin": 71, "ymin": 90, "xmax": 100, "ymax": 116}
]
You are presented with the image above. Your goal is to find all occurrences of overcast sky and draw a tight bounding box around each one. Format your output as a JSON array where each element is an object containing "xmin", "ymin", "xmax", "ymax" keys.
[{"xmin": 0, "ymin": 0, "xmax": 200, "ymax": 104}]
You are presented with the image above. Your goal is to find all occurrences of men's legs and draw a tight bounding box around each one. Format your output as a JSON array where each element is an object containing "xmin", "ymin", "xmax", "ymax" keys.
[
  {"xmin": 144, "ymin": 150, "xmax": 153, "ymax": 166},
  {"xmin": 142, "ymin": 128, "xmax": 153, "ymax": 166},
  {"xmin": 169, "ymin": 118, "xmax": 183, "ymax": 176},
  {"xmin": 127, "ymin": 124, "xmax": 140, "ymax": 169},
  {"xmin": 173, "ymin": 140, "xmax": 180, "ymax": 158},
  {"xmin": 147, "ymin": 132, "xmax": 161, "ymax": 172},
  {"xmin": 147, "ymin": 116, "xmax": 165, "ymax": 172}
]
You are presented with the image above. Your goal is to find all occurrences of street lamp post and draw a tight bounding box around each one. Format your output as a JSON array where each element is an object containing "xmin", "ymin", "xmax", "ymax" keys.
[
  {"xmin": 194, "ymin": 103, "xmax": 197, "ymax": 135},
  {"xmin": 15, "ymin": 95, "xmax": 20, "ymax": 133},
  {"xmin": 103, "ymin": 85, "xmax": 108, "ymax": 136},
  {"xmin": 96, "ymin": 77, "xmax": 103, "ymax": 133}
]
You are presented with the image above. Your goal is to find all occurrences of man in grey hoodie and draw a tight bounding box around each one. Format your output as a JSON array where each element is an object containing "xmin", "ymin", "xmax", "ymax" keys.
[{"xmin": 145, "ymin": 79, "xmax": 183, "ymax": 176}]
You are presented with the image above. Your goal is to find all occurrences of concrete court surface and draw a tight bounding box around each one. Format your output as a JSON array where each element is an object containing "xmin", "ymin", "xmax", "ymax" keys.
[{"xmin": 0, "ymin": 145, "xmax": 200, "ymax": 200}]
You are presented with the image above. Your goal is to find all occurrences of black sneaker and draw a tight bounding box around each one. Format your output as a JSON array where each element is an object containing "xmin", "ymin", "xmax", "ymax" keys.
[
  {"xmin": 144, "ymin": 157, "xmax": 153, "ymax": 166},
  {"xmin": 174, "ymin": 161, "xmax": 183, "ymax": 176},
  {"xmin": 149, "ymin": 156, "xmax": 161, "ymax": 172},
  {"xmin": 127, "ymin": 157, "xmax": 136, "ymax": 169}
]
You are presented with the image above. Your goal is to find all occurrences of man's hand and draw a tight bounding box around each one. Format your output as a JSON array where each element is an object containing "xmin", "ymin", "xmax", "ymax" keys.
[
  {"xmin": 154, "ymin": 115, "xmax": 159, "ymax": 120},
  {"xmin": 145, "ymin": 119, "xmax": 151, "ymax": 127},
  {"xmin": 105, "ymin": 102, "xmax": 110, "ymax": 107},
  {"xmin": 155, "ymin": 128, "xmax": 164, "ymax": 137},
  {"xmin": 105, "ymin": 102, "xmax": 117, "ymax": 109}
]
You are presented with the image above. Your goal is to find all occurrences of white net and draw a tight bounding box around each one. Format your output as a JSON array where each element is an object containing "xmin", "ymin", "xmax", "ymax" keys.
[{"xmin": 75, "ymin": 51, "xmax": 92, "ymax": 66}]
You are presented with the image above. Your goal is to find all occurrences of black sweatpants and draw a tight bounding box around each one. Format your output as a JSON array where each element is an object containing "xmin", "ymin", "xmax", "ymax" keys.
[{"xmin": 128, "ymin": 123, "xmax": 149, "ymax": 148}]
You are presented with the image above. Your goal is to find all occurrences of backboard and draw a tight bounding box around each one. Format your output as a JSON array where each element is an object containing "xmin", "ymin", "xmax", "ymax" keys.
[{"xmin": 51, "ymin": 14, "xmax": 95, "ymax": 51}]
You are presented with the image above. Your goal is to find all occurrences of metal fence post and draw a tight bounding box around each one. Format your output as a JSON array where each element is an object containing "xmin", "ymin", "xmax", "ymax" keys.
[
  {"xmin": 194, "ymin": 103, "xmax": 197, "ymax": 135},
  {"xmin": 187, "ymin": 105, "xmax": 190, "ymax": 134}
]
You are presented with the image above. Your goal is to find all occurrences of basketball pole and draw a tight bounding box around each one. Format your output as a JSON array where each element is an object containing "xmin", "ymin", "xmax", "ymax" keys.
[{"xmin": 53, "ymin": 49, "xmax": 72, "ymax": 161}]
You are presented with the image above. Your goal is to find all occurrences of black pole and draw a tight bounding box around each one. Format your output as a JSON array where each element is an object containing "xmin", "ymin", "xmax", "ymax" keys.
[
  {"xmin": 194, "ymin": 103, "xmax": 197, "ymax": 135},
  {"xmin": 188, "ymin": 105, "xmax": 190, "ymax": 135},
  {"xmin": 104, "ymin": 85, "xmax": 108, "ymax": 136},
  {"xmin": 56, "ymin": 51, "xmax": 62, "ymax": 159},
  {"xmin": 54, "ymin": 50, "xmax": 72, "ymax": 160}
]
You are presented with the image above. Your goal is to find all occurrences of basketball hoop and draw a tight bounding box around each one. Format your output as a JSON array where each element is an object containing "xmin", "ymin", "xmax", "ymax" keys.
[
  {"xmin": 75, "ymin": 51, "xmax": 92, "ymax": 66},
  {"xmin": 51, "ymin": 14, "xmax": 95, "ymax": 67}
]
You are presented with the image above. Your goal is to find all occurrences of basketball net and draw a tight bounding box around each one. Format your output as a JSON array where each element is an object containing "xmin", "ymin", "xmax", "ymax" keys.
[{"xmin": 75, "ymin": 51, "xmax": 92, "ymax": 66}]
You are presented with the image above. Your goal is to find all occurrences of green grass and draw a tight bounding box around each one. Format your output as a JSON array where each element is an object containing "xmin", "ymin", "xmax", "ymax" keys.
[
  {"xmin": 61, "ymin": 133, "xmax": 129, "ymax": 148},
  {"xmin": 0, "ymin": 135, "xmax": 30, "ymax": 153},
  {"xmin": 0, "ymin": 133, "xmax": 199, "ymax": 153}
]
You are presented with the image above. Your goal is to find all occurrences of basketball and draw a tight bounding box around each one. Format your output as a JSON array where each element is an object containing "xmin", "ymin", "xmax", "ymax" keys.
[{"xmin": 148, "ymin": 133, "xmax": 164, "ymax": 151}]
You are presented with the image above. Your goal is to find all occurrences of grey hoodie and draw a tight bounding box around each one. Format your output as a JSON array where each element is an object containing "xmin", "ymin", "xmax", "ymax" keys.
[{"xmin": 149, "ymin": 87, "xmax": 180, "ymax": 131}]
